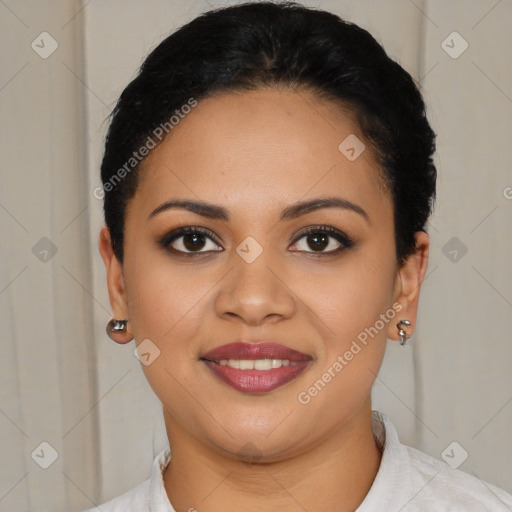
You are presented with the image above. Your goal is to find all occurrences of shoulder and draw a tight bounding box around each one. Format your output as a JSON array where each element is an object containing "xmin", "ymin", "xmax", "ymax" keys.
[
  {"xmin": 363, "ymin": 411, "xmax": 512, "ymax": 511},
  {"xmin": 402, "ymin": 442, "xmax": 512, "ymax": 510},
  {"xmin": 81, "ymin": 478, "xmax": 151, "ymax": 512},
  {"xmin": 80, "ymin": 447, "xmax": 173, "ymax": 512}
]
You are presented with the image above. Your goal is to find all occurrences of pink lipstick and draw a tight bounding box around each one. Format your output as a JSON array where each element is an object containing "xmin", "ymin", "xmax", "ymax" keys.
[{"xmin": 200, "ymin": 342, "xmax": 312, "ymax": 394}]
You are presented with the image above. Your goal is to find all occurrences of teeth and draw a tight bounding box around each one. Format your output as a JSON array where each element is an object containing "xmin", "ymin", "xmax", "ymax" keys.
[
  {"xmin": 239, "ymin": 359, "xmax": 254, "ymax": 370},
  {"xmin": 217, "ymin": 359, "xmax": 299, "ymax": 369}
]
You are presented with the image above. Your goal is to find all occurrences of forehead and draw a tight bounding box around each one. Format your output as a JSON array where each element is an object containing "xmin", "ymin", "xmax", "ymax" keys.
[{"xmin": 131, "ymin": 88, "xmax": 392, "ymax": 223}]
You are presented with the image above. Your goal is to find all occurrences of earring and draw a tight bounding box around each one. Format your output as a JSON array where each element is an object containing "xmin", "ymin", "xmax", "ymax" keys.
[
  {"xmin": 106, "ymin": 318, "xmax": 132, "ymax": 344},
  {"xmin": 107, "ymin": 318, "xmax": 128, "ymax": 333},
  {"xmin": 396, "ymin": 320, "xmax": 412, "ymax": 346}
]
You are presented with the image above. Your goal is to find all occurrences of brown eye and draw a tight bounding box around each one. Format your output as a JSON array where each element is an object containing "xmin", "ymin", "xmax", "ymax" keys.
[
  {"xmin": 290, "ymin": 226, "xmax": 353, "ymax": 254},
  {"xmin": 160, "ymin": 227, "xmax": 222, "ymax": 254}
]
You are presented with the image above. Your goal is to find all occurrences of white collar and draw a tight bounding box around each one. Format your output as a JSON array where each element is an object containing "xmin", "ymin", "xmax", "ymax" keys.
[{"xmin": 149, "ymin": 444, "xmax": 173, "ymax": 511}]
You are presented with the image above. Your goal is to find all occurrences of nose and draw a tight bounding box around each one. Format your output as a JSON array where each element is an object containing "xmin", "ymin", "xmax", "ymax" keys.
[{"xmin": 214, "ymin": 248, "xmax": 296, "ymax": 326}]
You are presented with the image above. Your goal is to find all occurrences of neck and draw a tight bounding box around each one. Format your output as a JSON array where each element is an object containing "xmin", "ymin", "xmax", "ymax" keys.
[{"xmin": 162, "ymin": 397, "xmax": 382, "ymax": 512}]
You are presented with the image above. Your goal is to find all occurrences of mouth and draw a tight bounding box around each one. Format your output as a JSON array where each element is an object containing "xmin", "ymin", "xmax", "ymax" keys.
[{"xmin": 199, "ymin": 342, "xmax": 312, "ymax": 394}]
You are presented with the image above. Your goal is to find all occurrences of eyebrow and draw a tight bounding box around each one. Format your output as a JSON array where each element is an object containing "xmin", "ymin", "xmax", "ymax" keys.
[{"xmin": 148, "ymin": 196, "xmax": 369, "ymax": 223}]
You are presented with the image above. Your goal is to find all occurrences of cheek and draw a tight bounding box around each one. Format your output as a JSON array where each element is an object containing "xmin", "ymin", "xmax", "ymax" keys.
[
  {"xmin": 124, "ymin": 243, "xmax": 208, "ymax": 342},
  {"xmin": 294, "ymin": 245, "xmax": 396, "ymax": 404},
  {"xmin": 122, "ymin": 247, "xmax": 213, "ymax": 399},
  {"xmin": 301, "ymin": 247, "xmax": 397, "ymax": 344},
  {"xmin": 123, "ymin": 259, "xmax": 209, "ymax": 423}
]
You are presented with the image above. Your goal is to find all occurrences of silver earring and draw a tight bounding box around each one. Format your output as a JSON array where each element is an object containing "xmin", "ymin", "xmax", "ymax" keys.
[
  {"xmin": 397, "ymin": 320, "xmax": 411, "ymax": 346},
  {"xmin": 107, "ymin": 318, "xmax": 128, "ymax": 333}
]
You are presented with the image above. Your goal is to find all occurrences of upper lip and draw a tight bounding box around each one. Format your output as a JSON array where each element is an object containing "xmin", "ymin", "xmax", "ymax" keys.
[{"xmin": 201, "ymin": 342, "xmax": 312, "ymax": 362}]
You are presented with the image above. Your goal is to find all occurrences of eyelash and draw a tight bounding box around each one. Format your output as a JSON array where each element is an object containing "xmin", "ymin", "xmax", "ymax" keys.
[{"xmin": 158, "ymin": 224, "xmax": 354, "ymax": 257}]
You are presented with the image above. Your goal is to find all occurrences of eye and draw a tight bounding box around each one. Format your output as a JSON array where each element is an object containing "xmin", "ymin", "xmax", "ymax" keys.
[
  {"xmin": 290, "ymin": 225, "xmax": 354, "ymax": 255},
  {"xmin": 159, "ymin": 226, "xmax": 222, "ymax": 254},
  {"xmin": 159, "ymin": 224, "xmax": 354, "ymax": 256}
]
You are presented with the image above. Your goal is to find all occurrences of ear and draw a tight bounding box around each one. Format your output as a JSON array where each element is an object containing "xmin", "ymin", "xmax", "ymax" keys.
[
  {"xmin": 98, "ymin": 226, "xmax": 133, "ymax": 344},
  {"xmin": 387, "ymin": 231, "xmax": 430, "ymax": 343}
]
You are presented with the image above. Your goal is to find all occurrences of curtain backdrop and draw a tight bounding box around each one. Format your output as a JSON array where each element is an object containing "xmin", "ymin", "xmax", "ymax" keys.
[{"xmin": 1, "ymin": 1, "xmax": 510, "ymax": 510}]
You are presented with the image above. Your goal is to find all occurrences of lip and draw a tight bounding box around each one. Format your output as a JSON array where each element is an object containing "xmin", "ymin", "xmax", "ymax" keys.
[
  {"xmin": 201, "ymin": 342, "xmax": 312, "ymax": 362},
  {"xmin": 200, "ymin": 342, "xmax": 312, "ymax": 394}
]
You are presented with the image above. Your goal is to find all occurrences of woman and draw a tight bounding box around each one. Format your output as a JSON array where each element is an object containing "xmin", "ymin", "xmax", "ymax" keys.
[{"xmin": 88, "ymin": 1, "xmax": 512, "ymax": 510}]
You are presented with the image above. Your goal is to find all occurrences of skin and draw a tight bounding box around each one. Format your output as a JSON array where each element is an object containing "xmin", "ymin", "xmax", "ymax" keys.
[{"xmin": 99, "ymin": 87, "xmax": 429, "ymax": 512}]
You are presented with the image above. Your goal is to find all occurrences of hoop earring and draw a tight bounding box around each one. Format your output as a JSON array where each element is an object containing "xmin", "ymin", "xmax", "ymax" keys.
[{"xmin": 397, "ymin": 320, "xmax": 411, "ymax": 346}]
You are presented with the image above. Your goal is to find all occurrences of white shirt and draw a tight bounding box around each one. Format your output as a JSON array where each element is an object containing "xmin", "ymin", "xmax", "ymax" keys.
[{"xmin": 84, "ymin": 410, "xmax": 512, "ymax": 511}]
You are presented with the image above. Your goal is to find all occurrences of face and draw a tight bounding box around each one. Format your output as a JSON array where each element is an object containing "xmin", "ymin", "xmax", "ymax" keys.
[{"xmin": 100, "ymin": 87, "xmax": 428, "ymax": 462}]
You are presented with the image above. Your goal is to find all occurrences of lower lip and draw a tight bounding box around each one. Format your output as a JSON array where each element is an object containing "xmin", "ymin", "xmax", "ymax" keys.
[{"xmin": 201, "ymin": 360, "xmax": 310, "ymax": 393}]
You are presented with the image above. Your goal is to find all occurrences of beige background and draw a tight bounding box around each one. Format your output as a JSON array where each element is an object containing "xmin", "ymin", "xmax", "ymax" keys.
[{"xmin": 0, "ymin": 1, "xmax": 511, "ymax": 510}]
